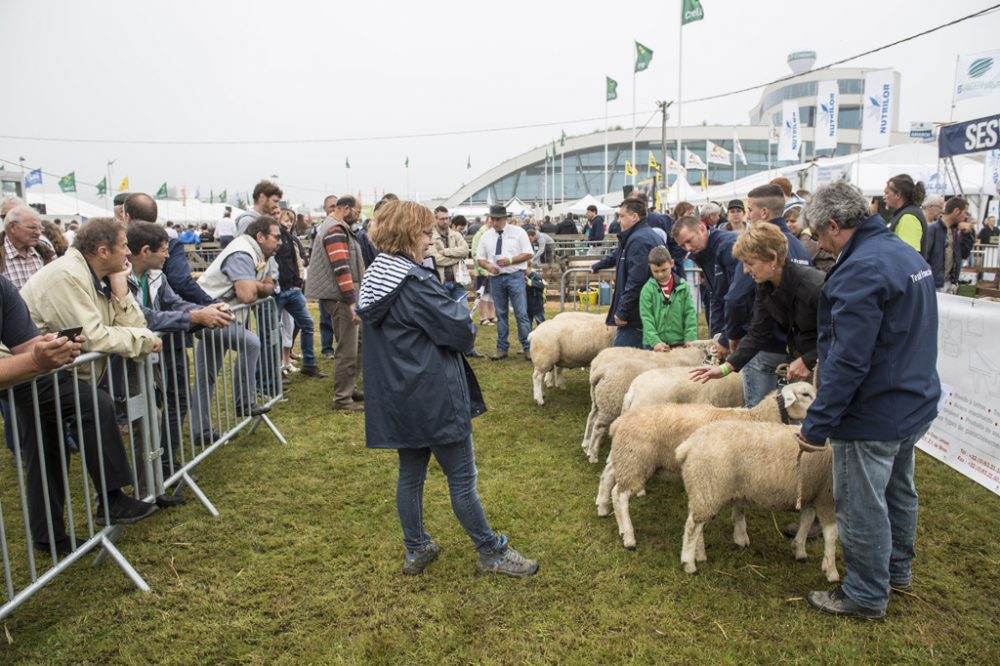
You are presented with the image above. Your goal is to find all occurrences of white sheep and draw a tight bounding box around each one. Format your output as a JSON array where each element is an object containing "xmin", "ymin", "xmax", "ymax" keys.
[
  {"xmin": 581, "ymin": 347, "xmax": 704, "ymax": 463},
  {"xmin": 597, "ymin": 382, "xmax": 816, "ymax": 550},
  {"xmin": 528, "ymin": 313, "xmax": 615, "ymax": 406},
  {"xmin": 675, "ymin": 420, "xmax": 838, "ymax": 582},
  {"xmin": 621, "ymin": 365, "xmax": 745, "ymax": 413}
]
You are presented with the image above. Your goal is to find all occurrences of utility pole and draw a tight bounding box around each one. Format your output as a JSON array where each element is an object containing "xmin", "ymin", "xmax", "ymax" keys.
[{"xmin": 657, "ymin": 101, "xmax": 673, "ymax": 212}]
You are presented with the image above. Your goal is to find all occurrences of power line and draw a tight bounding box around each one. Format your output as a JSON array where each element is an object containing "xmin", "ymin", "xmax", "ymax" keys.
[{"xmin": 1, "ymin": 5, "xmax": 996, "ymax": 149}]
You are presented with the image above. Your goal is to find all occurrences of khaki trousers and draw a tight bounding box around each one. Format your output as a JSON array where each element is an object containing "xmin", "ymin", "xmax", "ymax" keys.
[{"xmin": 321, "ymin": 299, "xmax": 360, "ymax": 407}]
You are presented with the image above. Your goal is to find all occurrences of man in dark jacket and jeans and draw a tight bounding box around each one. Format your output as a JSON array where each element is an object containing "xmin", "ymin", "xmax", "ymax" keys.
[
  {"xmin": 591, "ymin": 199, "xmax": 663, "ymax": 348},
  {"xmin": 925, "ymin": 196, "xmax": 968, "ymax": 293},
  {"xmin": 799, "ymin": 180, "xmax": 940, "ymax": 621}
]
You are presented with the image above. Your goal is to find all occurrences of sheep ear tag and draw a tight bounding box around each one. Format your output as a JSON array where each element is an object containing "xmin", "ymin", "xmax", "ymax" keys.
[{"xmin": 781, "ymin": 385, "xmax": 797, "ymax": 407}]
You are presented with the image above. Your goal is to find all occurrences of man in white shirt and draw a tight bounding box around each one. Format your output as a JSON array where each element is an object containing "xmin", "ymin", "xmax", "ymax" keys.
[
  {"xmin": 215, "ymin": 206, "xmax": 236, "ymax": 248},
  {"xmin": 476, "ymin": 205, "xmax": 534, "ymax": 360}
]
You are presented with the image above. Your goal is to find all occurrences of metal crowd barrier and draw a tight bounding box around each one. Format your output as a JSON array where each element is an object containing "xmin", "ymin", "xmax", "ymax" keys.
[
  {"xmin": 184, "ymin": 246, "xmax": 222, "ymax": 274},
  {"xmin": 0, "ymin": 297, "xmax": 285, "ymax": 621},
  {"xmin": 559, "ymin": 266, "xmax": 704, "ymax": 315}
]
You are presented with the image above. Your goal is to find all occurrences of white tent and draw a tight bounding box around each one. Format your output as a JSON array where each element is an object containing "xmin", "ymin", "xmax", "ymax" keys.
[
  {"xmin": 26, "ymin": 191, "xmax": 108, "ymax": 218},
  {"xmin": 156, "ymin": 199, "xmax": 246, "ymax": 225},
  {"xmin": 505, "ymin": 197, "xmax": 535, "ymax": 218},
  {"xmin": 451, "ymin": 205, "xmax": 490, "ymax": 219},
  {"xmin": 565, "ymin": 194, "xmax": 614, "ymax": 215}
]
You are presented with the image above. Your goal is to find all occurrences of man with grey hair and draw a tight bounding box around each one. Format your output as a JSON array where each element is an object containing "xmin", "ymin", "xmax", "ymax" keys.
[
  {"xmin": 798, "ymin": 180, "xmax": 939, "ymax": 621},
  {"xmin": 1, "ymin": 205, "xmax": 48, "ymax": 289},
  {"xmin": 700, "ymin": 202, "xmax": 722, "ymax": 228},
  {"xmin": 1, "ymin": 196, "xmax": 25, "ymax": 220},
  {"xmin": 921, "ymin": 194, "xmax": 944, "ymax": 225}
]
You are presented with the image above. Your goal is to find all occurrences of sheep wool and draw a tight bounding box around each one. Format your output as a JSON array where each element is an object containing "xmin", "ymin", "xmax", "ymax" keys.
[{"xmin": 528, "ymin": 313, "xmax": 615, "ymax": 406}]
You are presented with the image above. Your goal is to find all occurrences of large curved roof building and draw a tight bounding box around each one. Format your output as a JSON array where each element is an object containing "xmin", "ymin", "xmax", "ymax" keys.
[{"xmin": 445, "ymin": 57, "xmax": 910, "ymax": 209}]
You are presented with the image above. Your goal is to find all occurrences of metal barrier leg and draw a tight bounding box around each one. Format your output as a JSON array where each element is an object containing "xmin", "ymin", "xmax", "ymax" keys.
[
  {"xmin": 248, "ymin": 413, "xmax": 288, "ymax": 445},
  {"xmin": 177, "ymin": 472, "xmax": 219, "ymax": 517},
  {"xmin": 97, "ymin": 534, "xmax": 150, "ymax": 593}
]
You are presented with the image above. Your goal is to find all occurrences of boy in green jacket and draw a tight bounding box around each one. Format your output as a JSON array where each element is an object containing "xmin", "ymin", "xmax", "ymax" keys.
[{"xmin": 639, "ymin": 246, "xmax": 697, "ymax": 350}]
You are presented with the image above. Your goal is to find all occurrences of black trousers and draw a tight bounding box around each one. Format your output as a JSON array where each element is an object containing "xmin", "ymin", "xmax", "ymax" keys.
[{"xmin": 14, "ymin": 373, "xmax": 133, "ymax": 547}]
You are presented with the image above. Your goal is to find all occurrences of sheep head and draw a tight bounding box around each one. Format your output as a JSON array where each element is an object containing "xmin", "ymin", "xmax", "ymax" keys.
[{"xmin": 780, "ymin": 382, "xmax": 818, "ymax": 421}]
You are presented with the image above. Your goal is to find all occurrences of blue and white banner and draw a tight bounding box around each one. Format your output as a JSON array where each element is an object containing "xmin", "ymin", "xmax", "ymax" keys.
[
  {"xmin": 814, "ymin": 80, "xmax": 839, "ymax": 151},
  {"xmin": 985, "ymin": 148, "xmax": 1000, "ymax": 196},
  {"xmin": 777, "ymin": 100, "xmax": 800, "ymax": 162},
  {"xmin": 955, "ymin": 50, "xmax": 1000, "ymax": 103},
  {"xmin": 861, "ymin": 70, "xmax": 894, "ymax": 150},
  {"xmin": 24, "ymin": 168, "xmax": 42, "ymax": 188},
  {"xmin": 939, "ymin": 113, "xmax": 1000, "ymax": 158}
]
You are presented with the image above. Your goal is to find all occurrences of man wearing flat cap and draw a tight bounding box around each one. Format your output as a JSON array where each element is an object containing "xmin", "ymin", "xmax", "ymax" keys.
[{"xmin": 475, "ymin": 205, "xmax": 534, "ymax": 360}]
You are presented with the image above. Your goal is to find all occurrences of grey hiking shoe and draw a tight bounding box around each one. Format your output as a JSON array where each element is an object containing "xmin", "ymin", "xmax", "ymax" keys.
[
  {"xmin": 476, "ymin": 542, "xmax": 539, "ymax": 577},
  {"xmin": 403, "ymin": 540, "xmax": 440, "ymax": 575}
]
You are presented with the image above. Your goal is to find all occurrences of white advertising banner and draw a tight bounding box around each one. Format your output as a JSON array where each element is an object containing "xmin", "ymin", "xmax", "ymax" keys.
[
  {"xmin": 814, "ymin": 80, "xmax": 839, "ymax": 151},
  {"xmin": 954, "ymin": 50, "xmax": 1000, "ymax": 103},
  {"xmin": 778, "ymin": 100, "xmax": 800, "ymax": 162},
  {"xmin": 918, "ymin": 295, "xmax": 1000, "ymax": 496},
  {"xmin": 861, "ymin": 70, "xmax": 894, "ymax": 150},
  {"xmin": 984, "ymin": 148, "xmax": 1000, "ymax": 196}
]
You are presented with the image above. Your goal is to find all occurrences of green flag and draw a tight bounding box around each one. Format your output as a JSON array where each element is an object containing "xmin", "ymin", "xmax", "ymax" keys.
[
  {"xmin": 606, "ymin": 76, "xmax": 618, "ymax": 101},
  {"xmin": 220, "ymin": 190, "xmax": 227, "ymax": 203},
  {"xmin": 155, "ymin": 182, "xmax": 168, "ymax": 199},
  {"xmin": 560, "ymin": 130, "xmax": 567, "ymax": 147},
  {"xmin": 634, "ymin": 41, "xmax": 653, "ymax": 73},
  {"xmin": 96, "ymin": 177, "xmax": 107, "ymax": 196},
  {"xmin": 405, "ymin": 156, "xmax": 409, "ymax": 168},
  {"xmin": 59, "ymin": 171, "xmax": 76, "ymax": 193},
  {"xmin": 552, "ymin": 139, "xmax": 558, "ymax": 155},
  {"xmin": 345, "ymin": 157, "xmax": 351, "ymax": 169},
  {"xmin": 682, "ymin": 0, "xmax": 705, "ymax": 25}
]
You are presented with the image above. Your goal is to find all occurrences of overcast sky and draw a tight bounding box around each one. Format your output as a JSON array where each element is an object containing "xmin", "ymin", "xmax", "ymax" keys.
[{"xmin": 2, "ymin": 0, "xmax": 998, "ymax": 208}]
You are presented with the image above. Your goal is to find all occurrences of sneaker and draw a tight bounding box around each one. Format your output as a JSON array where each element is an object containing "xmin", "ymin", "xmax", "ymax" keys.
[
  {"xmin": 807, "ymin": 587, "xmax": 885, "ymax": 621},
  {"xmin": 403, "ymin": 540, "xmax": 440, "ymax": 575},
  {"xmin": 465, "ymin": 350, "xmax": 484, "ymax": 359},
  {"xmin": 522, "ymin": 350, "xmax": 531, "ymax": 361},
  {"xmin": 322, "ymin": 350, "xmax": 336, "ymax": 359},
  {"xmin": 489, "ymin": 352, "xmax": 508, "ymax": 361},
  {"xmin": 300, "ymin": 366, "xmax": 327, "ymax": 378},
  {"xmin": 476, "ymin": 541, "xmax": 539, "ymax": 578},
  {"xmin": 34, "ymin": 540, "xmax": 73, "ymax": 557},
  {"xmin": 782, "ymin": 519, "xmax": 822, "ymax": 540},
  {"xmin": 236, "ymin": 404, "xmax": 271, "ymax": 419},
  {"xmin": 891, "ymin": 581, "xmax": 912, "ymax": 594},
  {"xmin": 289, "ymin": 352, "xmax": 302, "ymax": 361},
  {"xmin": 96, "ymin": 494, "xmax": 159, "ymax": 526}
]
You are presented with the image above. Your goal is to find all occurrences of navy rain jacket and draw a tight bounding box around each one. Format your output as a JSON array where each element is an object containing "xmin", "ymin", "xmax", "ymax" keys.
[
  {"xmin": 164, "ymin": 238, "xmax": 215, "ymax": 306},
  {"xmin": 689, "ymin": 227, "xmax": 739, "ymax": 344},
  {"xmin": 724, "ymin": 217, "xmax": 812, "ymax": 344},
  {"xmin": 802, "ymin": 215, "xmax": 940, "ymax": 443},
  {"xmin": 591, "ymin": 218, "xmax": 663, "ymax": 329},
  {"xmin": 356, "ymin": 253, "xmax": 486, "ymax": 449}
]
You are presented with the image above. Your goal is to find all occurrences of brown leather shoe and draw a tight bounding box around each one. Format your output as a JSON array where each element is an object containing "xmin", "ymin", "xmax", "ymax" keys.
[
  {"xmin": 489, "ymin": 352, "xmax": 508, "ymax": 361},
  {"xmin": 300, "ymin": 366, "xmax": 327, "ymax": 378},
  {"xmin": 332, "ymin": 402, "xmax": 364, "ymax": 413}
]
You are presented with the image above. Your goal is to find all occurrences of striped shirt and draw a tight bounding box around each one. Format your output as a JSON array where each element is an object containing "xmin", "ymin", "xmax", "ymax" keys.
[
  {"xmin": 323, "ymin": 226, "xmax": 358, "ymax": 304},
  {"xmin": 2, "ymin": 236, "xmax": 44, "ymax": 290},
  {"xmin": 358, "ymin": 254, "xmax": 413, "ymax": 310}
]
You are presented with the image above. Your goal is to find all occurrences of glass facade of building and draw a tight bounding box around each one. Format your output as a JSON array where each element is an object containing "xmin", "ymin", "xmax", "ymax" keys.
[
  {"xmin": 467, "ymin": 137, "xmax": 857, "ymax": 203},
  {"xmin": 750, "ymin": 78, "xmax": 865, "ymax": 125}
]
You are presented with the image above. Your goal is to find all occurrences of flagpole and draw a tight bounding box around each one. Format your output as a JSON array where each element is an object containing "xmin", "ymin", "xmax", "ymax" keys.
[
  {"xmin": 560, "ymin": 148, "xmax": 565, "ymax": 205},
  {"xmin": 604, "ymin": 95, "xmax": 609, "ymax": 197},
  {"xmin": 106, "ymin": 160, "xmax": 115, "ymax": 214},
  {"xmin": 949, "ymin": 55, "xmax": 960, "ymax": 122},
  {"xmin": 676, "ymin": 6, "xmax": 683, "ymax": 204},
  {"xmin": 631, "ymin": 67, "xmax": 637, "ymax": 188}
]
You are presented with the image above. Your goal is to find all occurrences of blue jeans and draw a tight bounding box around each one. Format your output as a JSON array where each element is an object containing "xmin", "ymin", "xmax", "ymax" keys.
[
  {"xmin": 742, "ymin": 350, "xmax": 787, "ymax": 407},
  {"xmin": 396, "ymin": 436, "xmax": 503, "ymax": 555},
  {"xmin": 831, "ymin": 422, "xmax": 931, "ymax": 611},
  {"xmin": 490, "ymin": 272, "xmax": 531, "ymax": 354},
  {"xmin": 319, "ymin": 305, "xmax": 335, "ymax": 354},
  {"xmin": 613, "ymin": 327, "xmax": 643, "ymax": 348},
  {"xmin": 275, "ymin": 288, "xmax": 317, "ymax": 367},
  {"xmin": 442, "ymin": 281, "xmax": 477, "ymax": 354}
]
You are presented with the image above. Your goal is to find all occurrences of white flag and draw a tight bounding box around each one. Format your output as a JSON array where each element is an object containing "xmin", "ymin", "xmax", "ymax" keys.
[
  {"xmin": 985, "ymin": 148, "xmax": 1000, "ymax": 195},
  {"xmin": 861, "ymin": 70, "xmax": 894, "ymax": 150},
  {"xmin": 733, "ymin": 132, "xmax": 747, "ymax": 166},
  {"xmin": 815, "ymin": 80, "xmax": 839, "ymax": 151},
  {"xmin": 662, "ymin": 155, "xmax": 686, "ymax": 174},
  {"xmin": 706, "ymin": 140, "xmax": 731, "ymax": 166},
  {"xmin": 778, "ymin": 100, "xmax": 800, "ymax": 162},
  {"xmin": 684, "ymin": 148, "xmax": 707, "ymax": 171},
  {"xmin": 955, "ymin": 50, "xmax": 1000, "ymax": 103}
]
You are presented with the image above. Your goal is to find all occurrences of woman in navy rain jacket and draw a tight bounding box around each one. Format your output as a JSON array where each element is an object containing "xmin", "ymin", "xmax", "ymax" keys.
[{"xmin": 356, "ymin": 200, "xmax": 538, "ymax": 578}]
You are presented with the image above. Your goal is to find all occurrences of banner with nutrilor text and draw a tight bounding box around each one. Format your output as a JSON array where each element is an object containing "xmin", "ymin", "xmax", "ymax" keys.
[
  {"xmin": 778, "ymin": 100, "xmax": 800, "ymax": 162},
  {"xmin": 939, "ymin": 113, "xmax": 1000, "ymax": 158},
  {"xmin": 954, "ymin": 50, "xmax": 1000, "ymax": 103},
  {"xmin": 814, "ymin": 80, "xmax": 839, "ymax": 151},
  {"xmin": 919, "ymin": 295, "xmax": 1000, "ymax": 497},
  {"xmin": 861, "ymin": 70, "xmax": 894, "ymax": 150}
]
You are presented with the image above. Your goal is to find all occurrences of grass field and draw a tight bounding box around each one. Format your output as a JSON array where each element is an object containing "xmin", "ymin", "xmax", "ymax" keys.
[{"xmin": 2, "ymin": 305, "xmax": 1000, "ymax": 665}]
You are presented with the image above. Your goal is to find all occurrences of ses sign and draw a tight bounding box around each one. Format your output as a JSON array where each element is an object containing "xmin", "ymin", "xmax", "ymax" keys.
[{"xmin": 939, "ymin": 113, "xmax": 1000, "ymax": 157}]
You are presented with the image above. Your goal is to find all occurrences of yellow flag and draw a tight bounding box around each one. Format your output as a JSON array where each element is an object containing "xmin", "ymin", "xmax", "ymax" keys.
[
  {"xmin": 625, "ymin": 161, "xmax": 636, "ymax": 176},
  {"xmin": 648, "ymin": 151, "xmax": 660, "ymax": 171},
  {"xmin": 118, "ymin": 176, "xmax": 129, "ymax": 192},
  {"xmin": 700, "ymin": 172, "xmax": 707, "ymax": 190}
]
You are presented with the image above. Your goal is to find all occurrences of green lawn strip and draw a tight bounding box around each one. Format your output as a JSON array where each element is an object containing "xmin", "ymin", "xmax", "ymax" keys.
[{"xmin": 1, "ymin": 304, "xmax": 998, "ymax": 664}]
